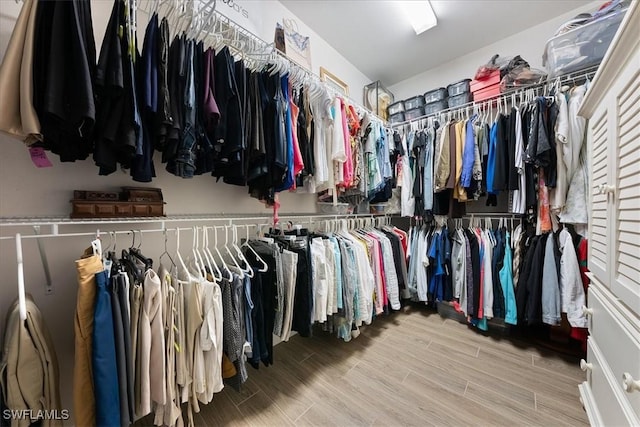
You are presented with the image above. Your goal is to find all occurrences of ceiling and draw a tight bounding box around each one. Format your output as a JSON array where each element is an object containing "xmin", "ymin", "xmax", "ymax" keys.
[{"xmin": 279, "ymin": 0, "xmax": 588, "ymax": 86}]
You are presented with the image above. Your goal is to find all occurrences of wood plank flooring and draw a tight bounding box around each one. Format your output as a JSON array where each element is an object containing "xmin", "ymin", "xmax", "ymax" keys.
[{"xmin": 137, "ymin": 306, "xmax": 588, "ymax": 426}]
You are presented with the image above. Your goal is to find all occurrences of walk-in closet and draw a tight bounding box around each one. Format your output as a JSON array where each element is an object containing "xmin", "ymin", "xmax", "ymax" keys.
[{"xmin": 0, "ymin": 0, "xmax": 638, "ymax": 426}]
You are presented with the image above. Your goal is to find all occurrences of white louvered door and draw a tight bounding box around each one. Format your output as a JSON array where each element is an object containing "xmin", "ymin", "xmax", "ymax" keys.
[
  {"xmin": 613, "ymin": 56, "xmax": 640, "ymax": 313},
  {"xmin": 578, "ymin": 6, "xmax": 640, "ymax": 425},
  {"xmin": 588, "ymin": 109, "xmax": 611, "ymax": 286}
]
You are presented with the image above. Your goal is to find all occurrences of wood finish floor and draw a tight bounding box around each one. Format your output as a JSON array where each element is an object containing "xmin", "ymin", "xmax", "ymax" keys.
[{"xmin": 138, "ymin": 306, "xmax": 589, "ymax": 426}]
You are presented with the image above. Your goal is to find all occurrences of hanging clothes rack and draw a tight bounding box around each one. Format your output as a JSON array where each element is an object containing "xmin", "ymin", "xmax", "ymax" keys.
[
  {"xmin": 0, "ymin": 213, "xmax": 392, "ymax": 239},
  {"xmin": 0, "ymin": 212, "xmax": 393, "ymax": 295},
  {"xmin": 391, "ymin": 65, "xmax": 599, "ymax": 128},
  {"xmin": 137, "ymin": 0, "xmax": 388, "ymax": 126}
]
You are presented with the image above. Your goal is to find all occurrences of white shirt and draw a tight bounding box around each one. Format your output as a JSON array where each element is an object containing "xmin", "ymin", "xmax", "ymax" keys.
[
  {"xmin": 481, "ymin": 230, "xmax": 494, "ymax": 319},
  {"xmin": 551, "ymin": 93, "xmax": 569, "ymax": 213},
  {"xmin": 400, "ymin": 132, "xmax": 415, "ymax": 217},
  {"xmin": 332, "ymin": 97, "xmax": 346, "ymax": 186},
  {"xmin": 558, "ymin": 229, "xmax": 587, "ymax": 328},
  {"xmin": 512, "ymin": 108, "xmax": 526, "ymax": 214}
]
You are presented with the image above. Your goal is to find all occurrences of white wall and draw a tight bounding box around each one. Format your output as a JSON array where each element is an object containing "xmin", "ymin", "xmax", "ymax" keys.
[
  {"xmin": 389, "ymin": 1, "xmax": 601, "ymax": 100},
  {"xmin": 225, "ymin": 0, "xmax": 373, "ymax": 94},
  {"xmin": 0, "ymin": 0, "xmax": 372, "ymax": 419}
]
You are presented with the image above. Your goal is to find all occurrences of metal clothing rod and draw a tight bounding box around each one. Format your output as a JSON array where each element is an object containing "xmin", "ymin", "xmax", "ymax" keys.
[
  {"xmin": 391, "ymin": 65, "xmax": 599, "ymax": 128},
  {"xmin": 463, "ymin": 213, "xmax": 522, "ymax": 217},
  {"xmin": 0, "ymin": 213, "xmax": 392, "ymax": 238},
  {"xmin": 0, "ymin": 213, "xmax": 387, "ymax": 228}
]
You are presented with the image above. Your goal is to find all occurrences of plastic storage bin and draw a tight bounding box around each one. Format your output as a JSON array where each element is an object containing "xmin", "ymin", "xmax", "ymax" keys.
[
  {"xmin": 387, "ymin": 101, "xmax": 405, "ymax": 116},
  {"xmin": 543, "ymin": 4, "xmax": 628, "ymax": 77},
  {"xmin": 473, "ymin": 84, "xmax": 501, "ymax": 102},
  {"xmin": 317, "ymin": 202, "xmax": 352, "ymax": 214},
  {"xmin": 424, "ymin": 100, "xmax": 448, "ymax": 115},
  {"xmin": 470, "ymin": 70, "xmax": 501, "ymax": 93},
  {"xmin": 447, "ymin": 79, "xmax": 471, "ymax": 97},
  {"xmin": 448, "ymin": 92, "xmax": 472, "ymax": 108},
  {"xmin": 389, "ymin": 112, "xmax": 405, "ymax": 124},
  {"xmin": 403, "ymin": 95, "xmax": 426, "ymax": 110},
  {"xmin": 404, "ymin": 107, "xmax": 425, "ymax": 120},
  {"xmin": 370, "ymin": 203, "xmax": 388, "ymax": 214},
  {"xmin": 423, "ymin": 88, "xmax": 447, "ymax": 103}
]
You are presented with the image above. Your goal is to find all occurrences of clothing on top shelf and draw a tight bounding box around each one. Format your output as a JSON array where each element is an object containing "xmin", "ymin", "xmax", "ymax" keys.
[
  {"xmin": 0, "ymin": 2, "xmax": 394, "ymax": 210},
  {"xmin": 395, "ymin": 84, "xmax": 591, "ymax": 235}
]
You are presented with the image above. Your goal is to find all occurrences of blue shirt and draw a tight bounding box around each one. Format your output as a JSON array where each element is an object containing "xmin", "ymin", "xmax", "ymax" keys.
[
  {"xmin": 460, "ymin": 116, "xmax": 477, "ymax": 188},
  {"xmin": 423, "ymin": 127, "xmax": 434, "ymax": 211},
  {"xmin": 486, "ymin": 121, "xmax": 499, "ymax": 195}
]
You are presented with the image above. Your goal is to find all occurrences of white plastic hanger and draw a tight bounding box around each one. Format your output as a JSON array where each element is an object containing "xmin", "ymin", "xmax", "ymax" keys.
[
  {"xmin": 242, "ymin": 225, "xmax": 268, "ymax": 272},
  {"xmin": 213, "ymin": 226, "xmax": 234, "ymax": 281},
  {"xmin": 202, "ymin": 226, "xmax": 222, "ymax": 282},
  {"xmin": 191, "ymin": 226, "xmax": 205, "ymax": 280},
  {"xmin": 223, "ymin": 225, "xmax": 244, "ymax": 278},
  {"xmin": 232, "ymin": 225, "xmax": 254, "ymax": 278},
  {"xmin": 175, "ymin": 228, "xmax": 190, "ymax": 276},
  {"xmin": 16, "ymin": 233, "xmax": 26, "ymax": 321},
  {"xmin": 91, "ymin": 229, "xmax": 102, "ymax": 257}
]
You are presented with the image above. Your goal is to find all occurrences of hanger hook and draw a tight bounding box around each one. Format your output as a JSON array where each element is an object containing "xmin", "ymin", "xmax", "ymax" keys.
[
  {"xmin": 130, "ymin": 230, "xmax": 136, "ymax": 248},
  {"xmin": 137, "ymin": 230, "xmax": 142, "ymax": 249}
]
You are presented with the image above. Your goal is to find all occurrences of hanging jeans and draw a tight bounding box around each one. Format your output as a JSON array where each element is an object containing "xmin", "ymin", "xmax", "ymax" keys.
[{"xmin": 93, "ymin": 270, "xmax": 121, "ymax": 427}]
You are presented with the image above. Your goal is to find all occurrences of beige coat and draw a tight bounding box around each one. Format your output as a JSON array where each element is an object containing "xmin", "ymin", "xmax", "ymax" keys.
[
  {"xmin": 0, "ymin": 0, "xmax": 41, "ymax": 144},
  {"xmin": 1, "ymin": 295, "xmax": 61, "ymax": 427}
]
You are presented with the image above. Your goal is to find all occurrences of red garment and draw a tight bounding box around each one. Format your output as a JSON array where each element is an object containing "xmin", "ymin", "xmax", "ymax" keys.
[
  {"xmin": 392, "ymin": 227, "xmax": 408, "ymax": 259},
  {"xmin": 347, "ymin": 105, "xmax": 360, "ymax": 136},
  {"xmin": 578, "ymin": 238, "xmax": 589, "ymax": 289},
  {"xmin": 289, "ymin": 86, "xmax": 304, "ymax": 182},
  {"xmin": 340, "ymin": 99, "xmax": 353, "ymax": 187},
  {"xmin": 571, "ymin": 238, "xmax": 589, "ymax": 349},
  {"xmin": 377, "ymin": 243, "xmax": 388, "ymax": 308},
  {"xmin": 538, "ymin": 170, "xmax": 552, "ymax": 233}
]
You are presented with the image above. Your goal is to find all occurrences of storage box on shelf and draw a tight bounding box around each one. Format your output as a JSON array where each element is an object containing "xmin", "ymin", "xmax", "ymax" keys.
[
  {"xmin": 470, "ymin": 69, "xmax": 501, "ymax": 92},
  {"xmin": 448, "ymin": 92, "xmax": 472, "ymax": 108},
  {"xmin": 473, "ymin": 84, "xmax": 501, "ymax": 102},
  {"xmin": 424, "ymin": 100, "xmax": 448, "ymax": 115},
  {"xmin": 387, "ymin": 100, "xmax": 405, "ymax": 116},
  {"xmin": 471, "ymin": 69, "xmax": 502, "ymax": 102},
  {"xmin": 389, "ymin": 112, "xmax": 405, "ymax": 124},
  {"xmin": 317, "ymin": 202, "xmax": 353, "ymax": 215},
  {"xmin": 447, "ymin": 79, "xmax": 471, "ymax": 97},
  {"xmin": 543, "ymin": 3, "xmax": 628, "ymax": 77},
  {"xmin": 71, "ymin": 187, "xmax": 165, "ymax": 218},
  {"xmin": 403, "ymin": 95, "xmax": 426, "ymax": 111},
  {"xmin": 404, "ymin": 106, "xmax": 425, "ymax": 120},
  {"xmin": 424, "ymin": 87, "xmax": 447, "ymax": 103}
]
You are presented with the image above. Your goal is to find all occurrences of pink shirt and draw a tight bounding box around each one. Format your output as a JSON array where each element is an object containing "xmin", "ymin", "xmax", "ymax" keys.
[{"xmin": 340, "ymin": 99, "xmax": 353, "ymax": 187}]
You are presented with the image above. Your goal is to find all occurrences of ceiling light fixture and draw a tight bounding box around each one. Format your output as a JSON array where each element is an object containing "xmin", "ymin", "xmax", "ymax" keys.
[{"xmin": 397, "ymin": 0, "xmax": 438, "ymax": 35}]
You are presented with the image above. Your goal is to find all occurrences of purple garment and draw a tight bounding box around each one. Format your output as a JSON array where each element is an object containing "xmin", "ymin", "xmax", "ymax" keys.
[
  {"xmin": 464, "ymin": 234, "xmax": 474, "ymax": 316},
  {"xmin": 460, "ymin": 116, "xmax": 477, "ymax": 188},
  {"xmin": 203, "ymin": 48, "xmax": 220, "ymax": 133}
]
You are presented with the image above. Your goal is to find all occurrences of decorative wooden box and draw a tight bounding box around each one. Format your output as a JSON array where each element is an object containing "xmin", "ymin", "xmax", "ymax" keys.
[{"xmin": 71, "ymin": 187, "xmax": 165, "ymax": 218}]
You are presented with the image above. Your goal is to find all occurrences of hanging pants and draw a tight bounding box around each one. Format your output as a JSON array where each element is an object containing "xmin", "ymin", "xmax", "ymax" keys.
[
  {"xmin": 73, "ymin": 251, "xmax": 103, "ymax": 427},
  {"xmin": 93, "ymin": 270, "xmax": 121, "ymax": 427}
]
